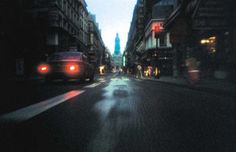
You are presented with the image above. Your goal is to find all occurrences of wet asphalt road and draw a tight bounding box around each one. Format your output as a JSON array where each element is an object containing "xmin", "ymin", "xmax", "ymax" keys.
[{"xmin": 0, "ymin": 74, "xmax": 236, "ymax": 152}]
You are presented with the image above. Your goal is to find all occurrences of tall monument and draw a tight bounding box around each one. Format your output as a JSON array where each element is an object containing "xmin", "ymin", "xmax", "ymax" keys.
[
  {"xmin": 113, "ymin": 33, "xmax": 122, "ymax": 69},
  {"xmin": 114, "ymin": 33, "xmax": 121, "ymax": 55}
]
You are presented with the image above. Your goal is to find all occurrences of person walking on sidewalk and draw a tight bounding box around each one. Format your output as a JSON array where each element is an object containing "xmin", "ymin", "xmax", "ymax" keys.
[
  {"xmin": 147, "ymin": 66, "xmax": 152, "ymax": 77},
  {"xmin": 185, "ymin": 57, "xmax": 200, "ymax": 85},
  {"xmin": 154, "ymin": 66, "xmax": 160, "ymax": 79},
  {"xmin": 136, "ymin": 64, "xmax": 143, "ymax": 79}
]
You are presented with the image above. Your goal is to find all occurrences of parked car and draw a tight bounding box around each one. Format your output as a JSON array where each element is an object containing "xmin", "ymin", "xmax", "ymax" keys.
[{"xmin": 37, "ymin": 51, "xmax": 95, "ymax": 82}]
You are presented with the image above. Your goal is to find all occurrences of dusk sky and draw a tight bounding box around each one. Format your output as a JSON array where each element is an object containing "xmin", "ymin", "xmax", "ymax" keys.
[{"xmin": 86, "ymin": 0, "xmax": 137, "ymax": 54}]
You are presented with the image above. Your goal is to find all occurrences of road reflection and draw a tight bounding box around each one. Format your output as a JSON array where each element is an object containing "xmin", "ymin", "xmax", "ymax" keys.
[{"xmin": 89, "ymin": 76, "xmax": 138, "ymax": 152}]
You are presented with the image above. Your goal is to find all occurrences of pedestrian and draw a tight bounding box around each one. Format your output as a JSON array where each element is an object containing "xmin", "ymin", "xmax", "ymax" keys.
[
  {"xmin": 185, "ymin": 57, "xmax": 200, "ymax": 85},
  {"xmin": 137, "ymin": 64, "xmax": 143, "ymax": 79},
  {"xmin": 154, "ymin": 66, "xmax": 160, "ymax": 78},
  {"xmin": 147, "ymin": 66, "xmax": 152, "ymax": 77}
]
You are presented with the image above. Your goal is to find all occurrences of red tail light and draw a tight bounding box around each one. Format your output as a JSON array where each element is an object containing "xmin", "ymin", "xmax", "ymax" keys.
[
  {"xmin": 65, "ymin": 63, "xmax": 79, "ymax": 74},
  {"xmin": 38, "ymin": 64, "xmax": 50, "ymax": 74}
]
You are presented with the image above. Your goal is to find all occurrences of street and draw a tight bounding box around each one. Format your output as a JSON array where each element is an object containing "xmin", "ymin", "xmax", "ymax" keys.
[{"xmin": 0, "ymin": 73, "xmax": 236, "ymax": 152}]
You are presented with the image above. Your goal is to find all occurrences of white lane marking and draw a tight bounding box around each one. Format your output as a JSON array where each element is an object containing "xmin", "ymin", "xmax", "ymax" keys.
[
  {"xmin": 0, "ymin": 90, "xmax": 84, "ymax": 123},
  {"xmin": 84, "ymin": 82, "xmax": 102, "ymax": 88},
  {"xmin": 84, "ymin": 78, "xmax": 106, "ymax": 89},
  {"xmin": 135, "ymin": 79, "xmax": 143, "ymax": 82},
  {"xmin": 98, "ymin": 78, "xmax": 106, "ymax": 81},
  {"xmin": 110, "ymin": 77, "xmax": 129, "ymax": 81},
  {"xmin": 100, "ymin": 80, "xmax": 106, "ymax": 83}
]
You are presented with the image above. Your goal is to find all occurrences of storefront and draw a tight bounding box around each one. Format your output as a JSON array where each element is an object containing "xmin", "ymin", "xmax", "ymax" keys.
[{"xmin": 165, "ymin": 0, "xmax": 234, "ymax": 80}]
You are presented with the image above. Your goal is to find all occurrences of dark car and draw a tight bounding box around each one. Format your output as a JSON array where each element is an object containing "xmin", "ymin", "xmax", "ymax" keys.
[{"xmin": 37, "ymin": 51, "xmax": 95, "ymax": 82}]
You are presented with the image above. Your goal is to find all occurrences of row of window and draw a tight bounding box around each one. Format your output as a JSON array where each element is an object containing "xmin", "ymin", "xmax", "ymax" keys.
[
  {"xmin": 54, "ymin": 0, "xmax": 103, "ymax": 48},
  {"xmin": 57, "ymin": 0, "xmax": 88, "ymax": 32},
  {"xmin": 56, "ymin": 0, "xmax": 89, "ymax": 44},
  {"xmin": 145, "ymin": 32, "xmax": 172, "ymax": 49}
]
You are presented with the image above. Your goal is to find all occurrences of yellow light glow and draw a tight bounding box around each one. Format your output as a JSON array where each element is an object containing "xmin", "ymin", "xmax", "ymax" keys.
[
  {"xmin": 154, "ymin": 67, "xmax": 159, "ymax": 76},
  {"xmin": 200, "ymin": 39, "xmax": 210, "ymax": 44},
  {"xmin": 99, "ymin": 65, "xmax": 105, "ymax": 75},
  {"xmin": 209, "ymin": 36, "xmax": 216, "ymax": 40},
  {"xmin": 144, "ymin": 70, "xmax": 148, "ymax": 76},
  {"xmin": 200, "ymin": 36, "xmax": 216, "ymax": 45},
  {"xmin": 212, "ymin": 49, "xmax": 216, "ymax": 53}
]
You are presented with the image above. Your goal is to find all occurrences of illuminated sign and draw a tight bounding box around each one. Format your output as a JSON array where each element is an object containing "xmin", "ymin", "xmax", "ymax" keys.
[{"xmin": 152, "ymin": 22, "xmax": 164, "ymax": 33}]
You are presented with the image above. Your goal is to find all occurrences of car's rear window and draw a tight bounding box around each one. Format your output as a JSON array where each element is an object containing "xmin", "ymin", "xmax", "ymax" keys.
[{"xmin": 48, "ymin": 52, "xmax": 82, "ymax": 61}]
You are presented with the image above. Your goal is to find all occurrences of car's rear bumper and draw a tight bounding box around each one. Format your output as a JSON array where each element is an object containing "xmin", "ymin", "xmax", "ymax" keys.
[{"xmin": 45, "ymin": 72, "xmax": 84, "ymax": 80}]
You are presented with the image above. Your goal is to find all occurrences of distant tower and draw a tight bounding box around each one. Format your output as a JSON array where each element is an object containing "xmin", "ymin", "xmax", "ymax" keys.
[
  {"xmin": 112, "ymin": 33, "xmax": 122, "ymax": 69},
  {"xmin": 114, "ymin": 33, "xmax": 121, "ymax": 56}
]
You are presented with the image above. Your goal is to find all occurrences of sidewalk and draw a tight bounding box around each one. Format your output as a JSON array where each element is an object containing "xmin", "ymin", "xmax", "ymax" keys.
[{"xmin": 142, "ymin": 76, "xmax": 236, "ymax": 98}]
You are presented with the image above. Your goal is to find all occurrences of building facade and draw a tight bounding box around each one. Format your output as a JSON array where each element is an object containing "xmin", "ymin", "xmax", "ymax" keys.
[
  {"xmin": 0, "ymin": 0, "xmax": 106, "ymax": 80},
  {"xmin": 88, "ymin": 13, "xmax": 106, "ymax": 70},
  {"xmin": 143, "ymin": 1, "xmax": 174, "ymax": 76},
  {"xmin": 125, "ymin": 0, "xmax": 235, "ymax": 80},
  {"xmin": 124, "ymin": 0, "xmax": 145, "ymax": 74},
  {"xmin": 23, "ymin": 0, "xmax": 89, "ymax": 53},
  {"xmin": 124, "ymin": 0, "xmax": 175, "ymax": 76},
  {"xmin": 165, "ymin": 0, "xmax": 235, "ymax": 80}
]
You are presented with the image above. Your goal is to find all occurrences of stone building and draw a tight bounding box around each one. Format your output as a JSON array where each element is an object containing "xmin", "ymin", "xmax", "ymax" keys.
[
  {"xmin": 124, "ymin": 0, "xmax": 145, "ymax": 73},
  {"xmin": 142, "ymin": 1, "xmax": 174, "ymax": 75},
  {"xmin": 125, "ymin": 0, "xmax": 235, "ymax": 80},
  {"xmin": 88, "ymin": 13, "xmax": 106, "ymax": 69},
  {"xmin": 23, "ymin": 0, "xmax": 89, "ymax": 53},
  {"xmin": 165, "ymin": 0, "xmax": 235, "ymax": 80},
  {"xmin": 124, "ymin": 0, "xmax": 175, "ymax": 76},
  {"xmin": 1, "ymin": 0, "xmax": 106, "ymax": 80}
]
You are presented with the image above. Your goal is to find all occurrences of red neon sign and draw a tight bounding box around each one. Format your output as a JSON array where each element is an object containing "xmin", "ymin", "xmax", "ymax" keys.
[{"xmin": 152, "ymin": 22, "xmax": 164, "ymax": 33}]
